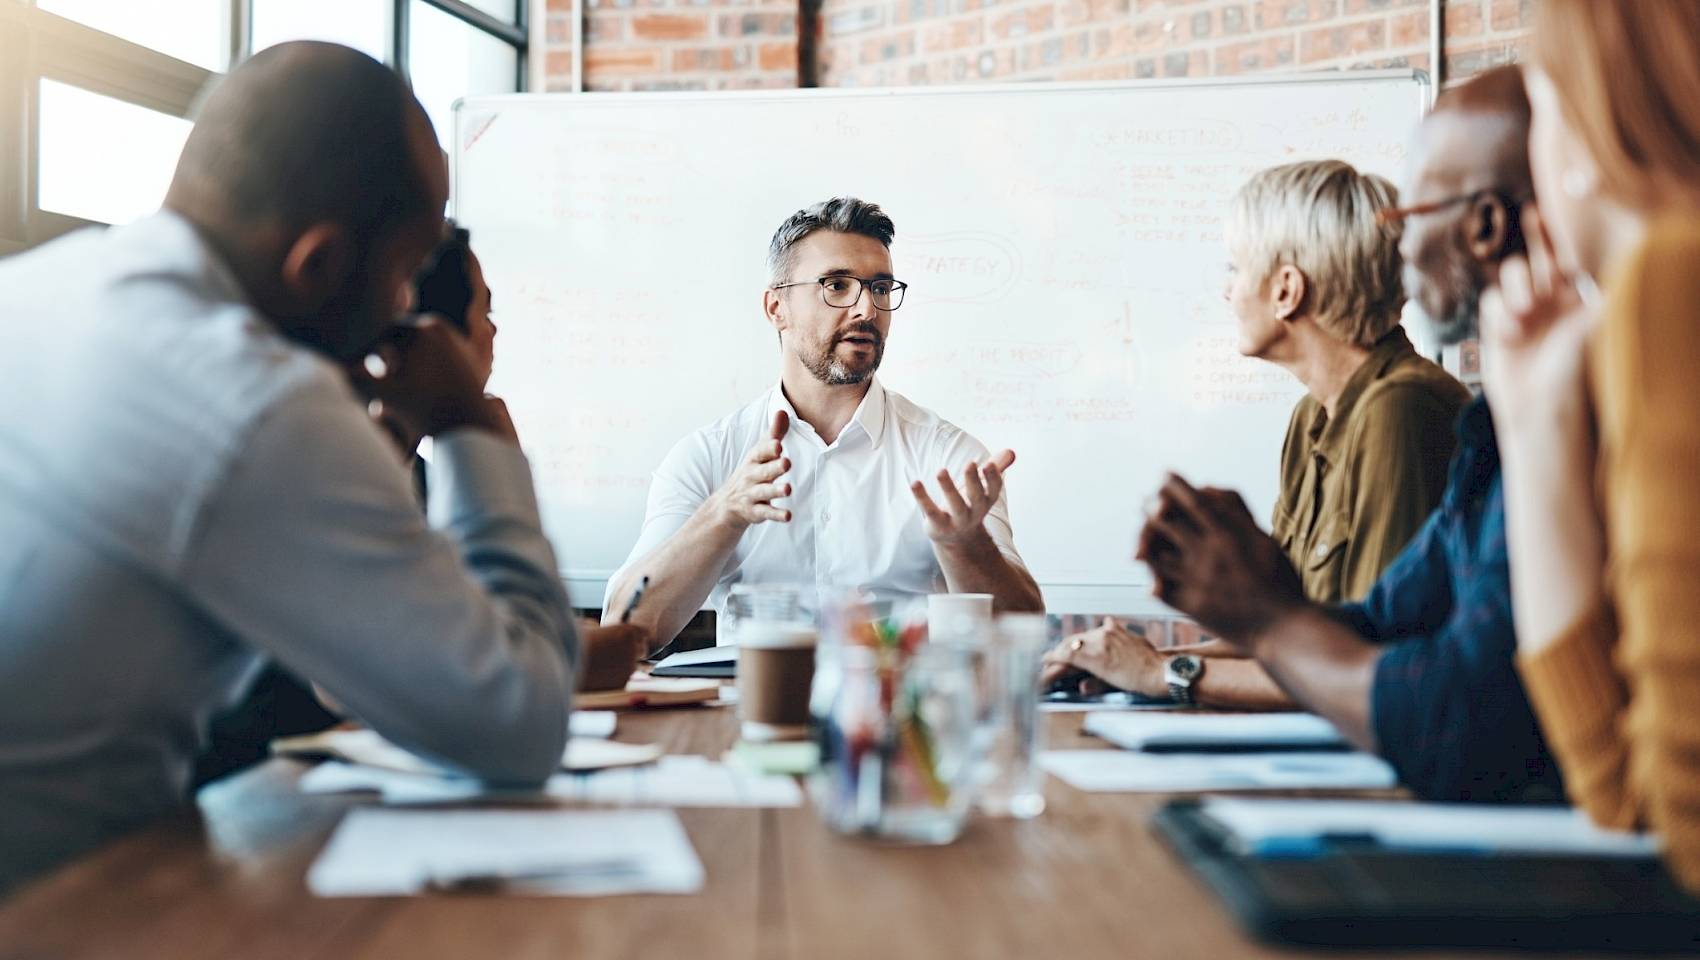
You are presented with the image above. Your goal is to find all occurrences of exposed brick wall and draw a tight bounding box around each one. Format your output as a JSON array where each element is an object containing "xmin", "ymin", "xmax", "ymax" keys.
[
  {"xmin": 540, "ymin": 0, "xmax": 1530, "ymax": 97},
  {"xmin": 818, "ymin": 0, "xmax": 1531, "ymax": 88},
  {"xmin": 542, "ymin": 0, "xmax": 799, "ymax": 92}
]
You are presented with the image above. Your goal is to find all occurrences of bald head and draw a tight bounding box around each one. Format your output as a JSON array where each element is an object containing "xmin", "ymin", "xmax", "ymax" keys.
[
  {"xmin": 164, "ymin": 42, "xmax": 449, "ymax": 360},
  {"xmin": 167, "ymin": 42, "xmax": 443, "ymax": 239},
  {"xmin": 1419, "ymin": 66, "xmax": 1534, "ymax": 200},
  {"xmin": 1399, "ymin": 66, "xmax": 1534, "ymax": 344}
]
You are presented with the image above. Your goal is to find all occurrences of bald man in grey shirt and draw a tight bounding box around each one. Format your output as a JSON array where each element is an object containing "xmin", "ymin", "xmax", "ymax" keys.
[{"xmin": 0, "ymin": 45, "xmax": 578, "ymax": 895}]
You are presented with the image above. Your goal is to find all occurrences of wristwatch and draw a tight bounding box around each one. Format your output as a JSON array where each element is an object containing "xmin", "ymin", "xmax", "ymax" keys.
[{"xmin": 1164, "ymin": 654, "xmax": 1205, "ymax": 705}]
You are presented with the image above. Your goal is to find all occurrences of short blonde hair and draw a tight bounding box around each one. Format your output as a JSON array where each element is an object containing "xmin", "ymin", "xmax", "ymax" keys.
[
  {"xmin": 1228, "ymin": 159, "xmax": 1406, "ymax": 348},
  {"xmin": 1534, "ymin": 0, "xmax": 1700, "ymax": 211}
]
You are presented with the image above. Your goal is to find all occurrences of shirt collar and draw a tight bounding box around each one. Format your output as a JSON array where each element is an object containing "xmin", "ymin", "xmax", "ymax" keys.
[
  {"xmin": 1310, "ymin": 327, "xmax": 1418, "ymax": 460},
  {"xmin": 134, "ymin": 210, "xmax": 253, "ymax": 311},
  {"xmin": 767, "ymin": 377, "xmax": 888, "ymax": 449}
]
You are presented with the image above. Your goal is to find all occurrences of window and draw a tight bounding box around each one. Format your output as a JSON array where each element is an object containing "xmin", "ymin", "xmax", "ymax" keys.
[
  {"xmin": 249, "ymin": 0, "xmax": 390, "ymax": 62},
  {"xmin": 0, "ymin": 1, "xmax": 219, "ymax": 249},
  {"xmin": 407, "ymin": 0, "xmax": 521, "ymax": 147},
  {"xmin": 250, "ymin": 0, "xmax": 527, "ymax": 149},
  {"xmin": 37, "ymin": 80, "xmax": 193, "ymax": 225},
  {"xmin": 36, "ymin": 0, "xmax": 232, "ymax": 71},
  {"xmin": 0, "ymin": 0, "xmax": 528, "ymax": 253}
]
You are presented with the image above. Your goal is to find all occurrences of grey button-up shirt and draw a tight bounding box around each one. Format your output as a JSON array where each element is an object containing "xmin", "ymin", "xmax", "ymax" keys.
[{"xmin": 0, "ymin": 213, "xmax": 578, "ymax": 894}]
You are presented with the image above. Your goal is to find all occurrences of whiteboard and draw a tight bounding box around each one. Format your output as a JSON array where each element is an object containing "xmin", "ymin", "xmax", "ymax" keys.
[{"xmin": 452, "ymin": 73, "xmax": 1431, "ymax": 613}]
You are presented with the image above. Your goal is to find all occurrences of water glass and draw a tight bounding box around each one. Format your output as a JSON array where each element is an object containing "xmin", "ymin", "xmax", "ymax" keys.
[
  {"xmin": 720, "ymin": 583, "xmax": 805, "ymax": 644},
  {"xmin": 810, "ymin": 597, "xmax": 977, "ymax": 844},
  {"xmin": 975, "ymin": 613, "xmax": 1048, "ymax": 819}
]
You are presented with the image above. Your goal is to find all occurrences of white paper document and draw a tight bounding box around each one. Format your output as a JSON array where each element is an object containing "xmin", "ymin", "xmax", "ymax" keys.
[
  {"xmin": 1199, "ymin": 797, "xmax": 1661, "ymax": 858},
  {"xmin": 1083, "ymin": 711, "xmax": 1347, "ymax": 751},
  {"xmin": 299, "ymin": 755, "xmax": 804, "ymax": 808},
  {"xmin": 560, "ymin": 754, "xmax": 802, "ymax": 807},
  {"xmin": 570, "ymin": 711, "xmax": 618, "ymax": 738},
  {"xmin": 1039, "ymin": 749, "xmax": 1397, "ymax": 792},
  {"xmin": 274, "ymin": 728, "xmax": 658, "ymax": 775},
  {"xmin": 307, "ymin": 807, "xmax": 705, "ymax": 897}
]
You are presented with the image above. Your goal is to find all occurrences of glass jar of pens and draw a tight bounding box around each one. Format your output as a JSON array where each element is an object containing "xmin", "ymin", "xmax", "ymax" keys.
[{"xmin": 809, "ymin": 593, "xmax": 977, "ymax": 844}]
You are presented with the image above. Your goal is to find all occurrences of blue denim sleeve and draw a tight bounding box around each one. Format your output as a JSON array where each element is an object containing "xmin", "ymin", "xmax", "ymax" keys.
[
  {"xmin": 1366, "ymin": 486, "xmax": 1563, "ymax": 802},
  {"xmin": 1329, "ymin": 506, "xmax": 1454, "ymax": 644}
]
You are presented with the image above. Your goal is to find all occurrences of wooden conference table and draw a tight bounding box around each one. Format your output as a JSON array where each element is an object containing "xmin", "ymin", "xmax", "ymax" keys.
[{"xmin": 0, "ymin": 708, "xmax": 1515, "ymax": 960}]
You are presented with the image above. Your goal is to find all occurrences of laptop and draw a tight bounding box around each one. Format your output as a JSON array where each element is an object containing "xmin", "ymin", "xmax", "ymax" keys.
[
  {"xmin": 649, "ymin": 644, "xmax": 738, "ymax": 679},
  {"xmin": 1152, "ymin": 800, "xmax": 1700, "ymax": 951}
]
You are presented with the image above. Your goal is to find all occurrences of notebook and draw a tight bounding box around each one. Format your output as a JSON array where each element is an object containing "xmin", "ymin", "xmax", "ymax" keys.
[
  {"xmin": 1083, "ymin": 711, "xmax": 1348, "ymax": 752},
  {"xmin": 648, "ymin": 644, "xmax": 739, "ymax": 679},
  {"xmin": 575, "ymin": 676, "xmax": 722, "ymax": 709},
  {"xmin": 1153, "ymin": 800, "xmax": 1700, "ymax": 950}
]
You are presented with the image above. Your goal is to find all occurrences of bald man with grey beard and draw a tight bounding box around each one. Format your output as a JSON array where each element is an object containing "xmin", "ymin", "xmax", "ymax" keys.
[
  {"xmin": 1132, "ymin": 66, "xmax": 1565, "ymax": 804},
  {"xmin": 0, "ymin": 43, "xmax": 578, "ymax": 895}
]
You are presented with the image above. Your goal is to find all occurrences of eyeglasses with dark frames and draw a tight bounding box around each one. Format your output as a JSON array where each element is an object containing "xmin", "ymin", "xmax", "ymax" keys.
[
  {"xmin": 1378, "ymin": 188, "xmax": 1532, "ymax": 225},
  {"xmin": 772, "ymin": 275, "xmax": 909, "ymax": 311}
]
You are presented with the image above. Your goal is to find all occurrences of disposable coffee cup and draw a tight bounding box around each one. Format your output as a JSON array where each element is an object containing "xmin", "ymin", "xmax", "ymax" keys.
[
  {"xmin": 927, "ymin": 593, "xmax": 993, "ymax": 646},
  {"xmin": 737, "ymin": 622, "xmax": 818, "ymax": 742}
]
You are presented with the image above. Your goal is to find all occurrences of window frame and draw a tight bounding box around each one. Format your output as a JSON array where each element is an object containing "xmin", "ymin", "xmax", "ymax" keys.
[
  {"xmin": 0, "ymin": 0, "xmax": 224, "ymax": 249},
  {"xmin": 0, "ymin": 0, "xmax": 526, "ymax": 255},
  {"xmin": 394, "ymin": 0, "xmax": 528, "ymax": 94}
]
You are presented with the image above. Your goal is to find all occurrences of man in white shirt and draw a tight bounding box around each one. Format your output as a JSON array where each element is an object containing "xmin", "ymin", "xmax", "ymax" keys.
[
  {"xmin": 0, "ymin": 43, "xmax": 583, "ymax": 895},
  {"xmin": 604, "ymin": 198, "xmax": 1044, "ymax": 644}
]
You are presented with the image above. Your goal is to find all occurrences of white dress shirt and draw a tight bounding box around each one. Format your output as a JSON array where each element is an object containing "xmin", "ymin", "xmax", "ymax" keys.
[
  {"xmin": 0, "ymin": 213, "xmax": 578, "ymax": 894},
  {"xmin": 608, "ymin": 378, "xmax": 1026, "ymax": 634}
]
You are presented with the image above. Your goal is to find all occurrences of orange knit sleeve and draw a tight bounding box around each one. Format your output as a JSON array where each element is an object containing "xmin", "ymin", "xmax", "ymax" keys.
[{"xmin": 1521, "ymin": 220, "xmax": 1700, "ymax": 894}]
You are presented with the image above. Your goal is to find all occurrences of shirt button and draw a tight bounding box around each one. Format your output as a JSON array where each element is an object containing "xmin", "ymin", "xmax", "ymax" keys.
[
  {"xmin": 821, "ymin": 510, "xmax": 831, "ymax": 524},
  {"xmin": 1314, "ymin": 543, "xmax": 1330, "ymax": 557}
]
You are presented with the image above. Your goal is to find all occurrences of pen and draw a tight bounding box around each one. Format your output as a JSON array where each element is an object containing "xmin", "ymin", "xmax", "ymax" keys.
[{"xmin": 620, "ymin": 575, "xmax": 650, "ymax": 625}]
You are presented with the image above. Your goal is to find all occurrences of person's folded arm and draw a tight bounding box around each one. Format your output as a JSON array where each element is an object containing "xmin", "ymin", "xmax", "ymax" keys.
[
  {"xmin": 1516, "ymin": 226, "xmax": 1700, "ymax": 890},
  {"xmin": 182, "ymin": 379, "xmax": 576, "ymax": 785}
]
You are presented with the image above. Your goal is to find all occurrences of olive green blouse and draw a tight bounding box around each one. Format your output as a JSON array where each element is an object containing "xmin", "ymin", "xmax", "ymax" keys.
[{"xmin": 1271, "ymin": 328, "xmax": 1472, "ymax": 604}]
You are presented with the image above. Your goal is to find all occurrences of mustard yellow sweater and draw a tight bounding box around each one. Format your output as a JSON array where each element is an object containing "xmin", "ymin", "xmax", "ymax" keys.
[{"xmin": 1518, "ymin": 219, "xmax": 1700, "ymax": 893}]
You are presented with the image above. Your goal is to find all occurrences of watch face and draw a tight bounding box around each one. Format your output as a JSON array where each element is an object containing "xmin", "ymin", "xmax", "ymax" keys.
[{"xmin": 1170, "ymin": 655, "xmax": 1202, "ymax": 681}]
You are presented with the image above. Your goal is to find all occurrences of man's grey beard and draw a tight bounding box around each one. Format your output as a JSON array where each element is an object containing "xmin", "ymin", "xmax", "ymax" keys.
[
  {"xmin": 1431, "ymin": 283, "xmax": 1480, "ymax": 346},
  {"xmin": 1406, "ymin": 263, "xmax": 1480, "ymax": 347},
  {"xmin": 1428, "ymin": 282, "xmax": 1482, "ymax": 346},
  {"xmin": 801, "ymin": 335, "xmax": 883, "ymax": 385}
]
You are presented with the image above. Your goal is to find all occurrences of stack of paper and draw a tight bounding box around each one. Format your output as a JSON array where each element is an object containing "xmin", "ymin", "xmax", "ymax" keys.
[
  {"xmin": 1199, "ymin": 797, "xmax": 1661, "ymax": 858},
  {"xmin": 274, "ymin": 727, "xmax": 661, "ymax": 775},
  {"xmin": 307, "ymin": 808, "xmax": 704, "ymax": 897},
  {"xmin": 1038, "ymin": 750, "xmax": 1397, "ymax": 793},
  {"xmin": 1083, "ymin": 711, "xmax": 1347, "ymax": 751},
  {"xmin": 299, "ymin": 754, "xmax": 804, "ymax": 807},
  {"xmin": 563, "ymin": 755, "xmax": 804, "ymax": 807},
  {"xmin": 576, "ymin": 677, "xmax": 722, "ymax": 710}
]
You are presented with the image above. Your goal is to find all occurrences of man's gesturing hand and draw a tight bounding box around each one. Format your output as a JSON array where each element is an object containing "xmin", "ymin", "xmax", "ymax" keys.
[
  {"xmin": 712, "ymin": 409, "xmax": 793, "ymax": 530},
  {"xmin": 1136, "ymin": 473, "xmax": 1304, "ymax": 647},
  {"xmin": 911, "ymin": 449, "xmax": 1016, "ymax": 547}
]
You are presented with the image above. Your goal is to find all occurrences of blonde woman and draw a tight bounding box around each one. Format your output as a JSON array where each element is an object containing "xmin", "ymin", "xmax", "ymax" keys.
[
  {"xmin": 1485, "ymin": 2, "xmax": 1700, "ymax": 892},
  {"xmin": 1046, "ymin": 160, "xmax": 1469, "ymax": 710}
]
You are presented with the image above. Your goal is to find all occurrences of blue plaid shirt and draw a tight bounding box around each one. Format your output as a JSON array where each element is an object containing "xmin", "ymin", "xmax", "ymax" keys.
[{"xmin": 1333, "ymin": 397, "xmax": 1565, "ymax": 802}]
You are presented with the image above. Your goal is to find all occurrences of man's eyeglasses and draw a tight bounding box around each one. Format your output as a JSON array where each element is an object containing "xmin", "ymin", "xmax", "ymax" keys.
[
  {"xmin": 772, "ymin": 275, "xmax": 909, "ymax": 311},
  {"xmin": 1378, "ymin": 188, "xmax": 1531, "ymax": 225}
]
